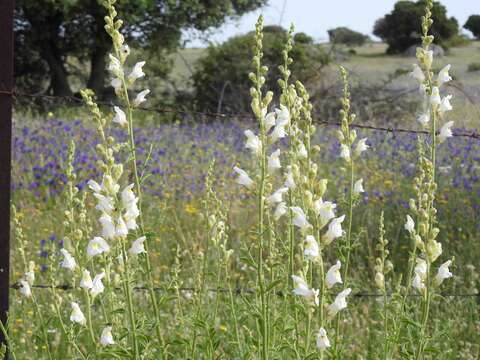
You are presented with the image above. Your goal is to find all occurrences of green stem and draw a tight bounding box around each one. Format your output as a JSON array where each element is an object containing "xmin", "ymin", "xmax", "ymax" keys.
[{"xmin": 0, "ymin": 320, "xmax": 18, "ymax": 360}]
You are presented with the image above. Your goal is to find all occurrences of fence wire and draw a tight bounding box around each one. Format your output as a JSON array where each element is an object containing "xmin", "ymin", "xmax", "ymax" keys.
[{"xmin": 1, "ymin": 90, "xmax": 480, "ymax": 140}]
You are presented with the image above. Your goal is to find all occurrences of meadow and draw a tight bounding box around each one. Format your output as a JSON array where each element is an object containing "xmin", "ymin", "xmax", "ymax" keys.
[{"xmin": 4, "ymin": 0, "xmax": 480, "ymax": 359}]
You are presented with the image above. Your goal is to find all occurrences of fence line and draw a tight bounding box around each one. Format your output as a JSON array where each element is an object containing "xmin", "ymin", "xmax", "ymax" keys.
[
  {"xmin": 9, "ymin": 282, "xmax": 480, "ymax": 298},
  {"xmin": 1, "ymin": 90, "xmax": 480, "ymax": 140}
]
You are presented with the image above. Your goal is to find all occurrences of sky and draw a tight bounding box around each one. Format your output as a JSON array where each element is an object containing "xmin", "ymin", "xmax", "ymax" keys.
[{"xmin": 185, "ymin": 0, "xmax": 477, "ymax": 47}]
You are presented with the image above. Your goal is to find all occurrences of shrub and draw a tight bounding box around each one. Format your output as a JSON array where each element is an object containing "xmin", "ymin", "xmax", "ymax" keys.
[
  {"xmin": 328, "ymin": 27, "xmax": 369, "ymax": 47},
  {"xmin": 373, "ymin": 0, "xmax": 458, "ymax": 54},
  {"xmin": 190, "ymin": 26, "xmax": 330, "ymax": 113},
  {"xmin": 467, "ymin": 62, "xmax": 480, "ymax": 72},
  {"xmin": 464, "ymin": 15, "xmax": 480, "ymax": 39}
]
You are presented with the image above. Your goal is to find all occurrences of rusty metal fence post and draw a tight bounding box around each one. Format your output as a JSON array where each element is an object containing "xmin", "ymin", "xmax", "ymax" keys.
[{"xmin": 0, "ymin": 0, "xmax": 14, "ymax": 355}]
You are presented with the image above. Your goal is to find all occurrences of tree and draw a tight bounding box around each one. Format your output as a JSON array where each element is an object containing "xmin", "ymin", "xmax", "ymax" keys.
[
  {"xmin": 373, "ymin": 1, "xmax": 458, "ymax": 54},
  {"xmin": 190, "ymin": 26, "xmax": 330, "ymax": 113},
  {"xmin": 328, "ymin": 27, "xmax": 369, "ymax": 47},
  {"xmin": 464, "ymin": 15, "xmax": 480, "ymax": 39},
  {"xmin": 14, "ymin": 0, "xmax": 267, "ymax": 96}
]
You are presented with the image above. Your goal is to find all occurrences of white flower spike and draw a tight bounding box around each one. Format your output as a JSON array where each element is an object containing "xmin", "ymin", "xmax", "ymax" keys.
[
  {"xmin": 266, "ymin": 187, "xmax": 288, "ymax": 206},
  {"xmin": 314, "ymin": 199, "xmax": 336, "ymax": 225},
  {"xmin": 430, "ymin": 86, "xmax": 441, "ymax": 107}
]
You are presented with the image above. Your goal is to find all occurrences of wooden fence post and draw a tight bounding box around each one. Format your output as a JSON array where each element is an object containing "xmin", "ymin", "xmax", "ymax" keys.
[{"xmin": 0, "ymin": 0, "xmax": 14, "ymax": 355}]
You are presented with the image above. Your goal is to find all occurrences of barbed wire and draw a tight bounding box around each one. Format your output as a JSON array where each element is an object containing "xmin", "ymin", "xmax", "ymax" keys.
[
  {"xmin": 8, "ymin": 282, "xmax": 480, "ymax": 298},
  {"xmin": 1, "ymin": 89, "xmax": 480, "ymax": 140}
]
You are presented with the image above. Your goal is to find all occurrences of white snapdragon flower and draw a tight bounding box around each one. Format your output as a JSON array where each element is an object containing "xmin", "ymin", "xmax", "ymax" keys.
[
  {"xmin": 121, "ymin": 184, "xmax": 137, "ymax": 206},
  {"xmin": 99, "ymin": 213, "xmax": 116, "ymax": 239},
  {"xmin": 107, "ymin": 54, "xmax": 122, "ymax": 76},
  {"xmin": 316, "ymin": 327, "xmax": 331, "ymax": 349},
  {"xmin": 120, "ymin": 44, "xmax": 130, "ymax": 57},
  {"xmin": 111, "ymin": 78, "xmax": 122, "ymax": 93},
  {"xmin": 88, "ymin": 179, "xmax": 102, "ymax": 194},
  {"xmin": 427, "ymin": 240, "xmax": 442, "ymax": 262},
  {"xmin": 112, "ymin": 106, "xmax": 127, "ymax": 127},
  {"xmin": 297, "ymin": 142, "xmax": 308, "ymax": 159},
  {"xmin": 327, "ymin": 288, "xmax": 351, "ymax": 317},
  {"xmin": 128, "ymin": 61, "xmax": 146, "ymax": 82},
  {"xmin": 87, "ymin": 237, "xmax": 111, "ymax": 257},
  {"xmin": 439, "ymin": 95, "xmax": 453, "ymax": 117},
  {"xmin": 435, "ymin": 260, "xmax": 452, "ymax": 286},
  {"xmin": 284, "ymin": 166, "xmax": 296, "ymax": 189},
  {"xmin": 266, "ymin": 187, "xmax": 288, "ymax": 206},
  {"xmin": 412, "ymin": 258, "xmax": 427, "ymax": 292},
  {"xmin": 129, "ymin": 236, "xmax": 147, "ymax": 255},
  {"xmin": 80, "ymin": 269, "xmax": 93, "ymax": 290},
  {"xmin": 353, "ymin": 178, "xmax": 364, "ymax": 194},
  {"xmin": 244, "ymin": 130, "xmax": 262, "ymax": 156},
  {"xmin": 100, "ymin": 326, "xmax": 115, "ymax": 346},
  {"xmin": 274, "ymin": 202, "xmax": 287, "ymax": 221},
  {"xmin": 354, "ymin": 138, "xmax": 369, "ymax": 157},
  {"xmin": 70, "ymin": 302, "xmax": 86, "ymax": 326},
  {"xmin": 404, "ymin": 215, "xmax": 415, "ymax": 233},
  {"xmin": 115, "ymin": 216, "xmax": 129, "ymax": 238},
  {"xmin": 270, "ymin": 124, "xmax": 286, "ymax": 143},
  {"xmin": 292, "ymin": 275, "xmax": 319, "ymax": 306},
  {"xmin": 304, "ymin": 235, "xmax": 319, "ymax": 261},
  {"xmin": 93, "ymin": 193, "xmax": 114, "ymax": 213},
  {"xmin": 437, "ymin": 64, "xmax": 452, "ymax": 86},
  {"xmin": 291, "ymin": 207, "xmax": 312, "ymax": 231},
  {"xmin": 91, "ymin": 272, "xmax": 106, "ymax": 298},
  {"xmin": 124, "ymin": 205, "xmax": 140, "ymax": 230},
  {"xmin": 325, "ymin": 260, "xmax": 342, "ymax": 288},
  {"xmin": 267, "ymin": 149, "xmax": 281, "ymax": 173},
  {"xmin": 323, "ymin": 215, "xmax": 345, "ymax": 245},
  {"xmin": 314, "ymin": 199, "xmax": 336, "ymax": 225},
  {"xmin": 133, "ymin": 89, "xmax": 150, "ymax": 107},
  {"xmin": 233, "ymin": 166, "xmax": 254, "ymax": 188},
  {"xmin": 60, "ymin": 249, "xmax": 76, "ymax": 271},
  {"xmin": 275, "ymin": 105, "xmax": 290, "ymax": 127},
  {"xmin": 430, "ymin": 86, "xmax": 441, "ymax": 107},
  {"xmin": 417, "ymin": 112, "xmax": 430, "ymax": 126},
  {"xmin": 340, "ymin": 144, "xmax": 350, "ymax": 161},
  {"xmin": 410, "ymin": 64, "xmax": 425, "ymax": 82},
  {"xmin": 438, "ymin": 120, "xmax": 454, "ymax": 144},
  {"xmin": 263, "ymin": 111, "xmax": 276, "ymax": 132},
  {"xmin": 19, "ymin": 279, "xmax": 32, "ymax": 298}
]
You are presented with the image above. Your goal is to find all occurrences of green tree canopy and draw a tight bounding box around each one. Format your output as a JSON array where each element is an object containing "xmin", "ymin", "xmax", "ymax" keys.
[
  {"xmin": 464, "ymin": 15, "xmax": 480, "ymax": 39},
  {"xmin": 190, "ymin": 26, "xmax": 329, "ymax": 114},
  {"xmin": 14, "ymin": 0, "xmax": 267, "ymax": 96},
  {"xmin": 373, "ymin": 1, "xmax": 458, "ymax": 54},
  {"xmin": 328, "ymin": 27, "xmax": 369, "ymax": 47}
]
